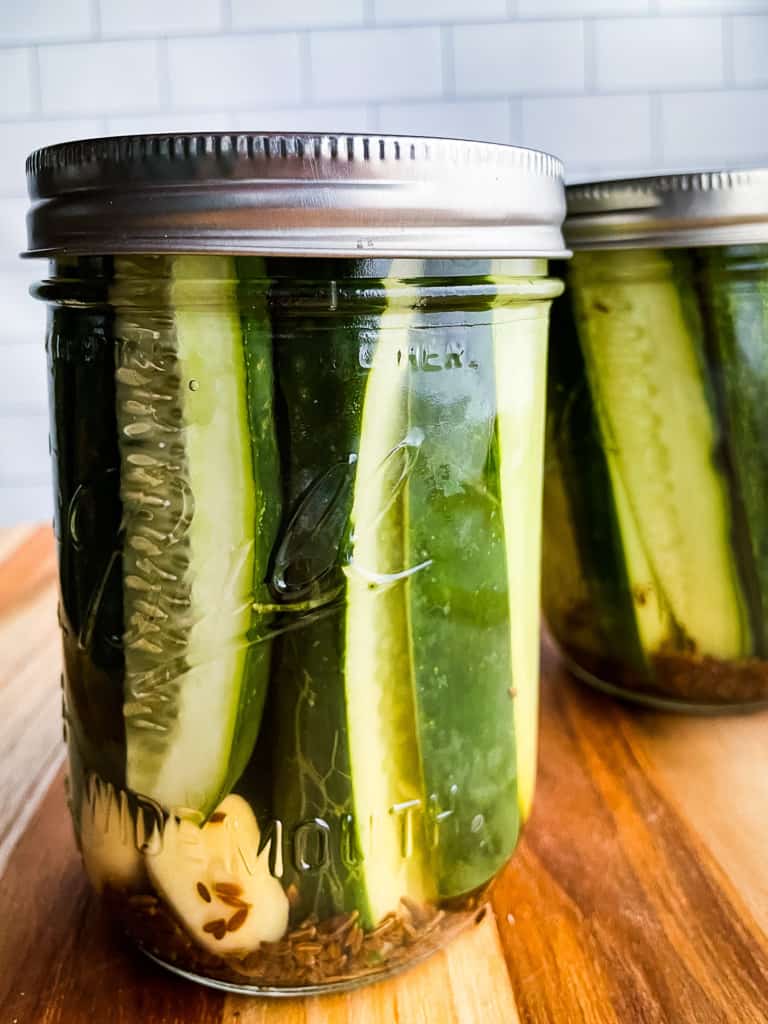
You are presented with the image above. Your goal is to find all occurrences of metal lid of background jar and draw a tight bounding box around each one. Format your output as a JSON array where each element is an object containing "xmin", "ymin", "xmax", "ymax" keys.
[
  {"xmin": 24, "ymin": 132, "xmax": 568, "ymax": 259},
  {"xmin": 566, "ymin": 169, "xmax": 768, "ymax": 250}
]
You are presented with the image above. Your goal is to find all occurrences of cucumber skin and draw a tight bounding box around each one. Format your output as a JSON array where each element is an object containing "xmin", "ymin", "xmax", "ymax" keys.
[
  {"xmin": 405, "ymin": 322, "xmax": 519, "ymax": 898},
  {"xmin": 47, "ymin": 256, "xmax": 127, "ymax": 802},
  {"xmin": 543, "ymin": 280, "xmax": 648, "ymax": 679},
  {"xmin": 266, "ymin": 263, "xmax": 369, "ymax": 924},
  {"xmin": 222, "ymin": 260, "xmax": 284, "ymax": 797},
  {"xmin": 268, "ymin": 266, "xmax": 532, "ymax": 915},
  {"xmin": 493, "ymin": 296, "xmax": 554, "ymax": 825},
  {"xmin": 697, "ymin": 246, "xmax": 768, "ymax": 656},
  {"xmin": 115, "ymin": 255, "xmax": 280, "ymax": 814}
]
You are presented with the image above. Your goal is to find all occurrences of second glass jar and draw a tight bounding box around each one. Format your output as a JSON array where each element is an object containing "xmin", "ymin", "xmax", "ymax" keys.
[{"xmin": 544, "ymin": 239, "xmax": 768, "ymax": 710}]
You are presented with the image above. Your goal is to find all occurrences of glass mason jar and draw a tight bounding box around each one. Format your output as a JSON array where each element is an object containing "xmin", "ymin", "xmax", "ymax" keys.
[
  {"xmin": 544, "ymin": 170, "xmax": 768, "ymax": 711},
  {"xmin": 26, "ymin": 133, "xmax": 567, "ymax": 993}
]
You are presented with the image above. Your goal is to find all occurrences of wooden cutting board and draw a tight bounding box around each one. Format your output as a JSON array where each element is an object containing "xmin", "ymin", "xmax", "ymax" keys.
[{"xmin": 1, "ymin": 526, "xmax": 767, "ymax": 1023}]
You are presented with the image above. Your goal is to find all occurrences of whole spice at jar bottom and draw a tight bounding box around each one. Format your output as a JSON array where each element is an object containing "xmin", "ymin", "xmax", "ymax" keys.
[
  {"xmin": 107, "ymin": 888, "xmax": 487, "ymax": 989},
  {"xmin": 651, "ymin": 651, "xmax": 768, "ymax": 704},
  {"xmin": 559, "ymin": 639, "xmax": 768, "ymax": 706}
]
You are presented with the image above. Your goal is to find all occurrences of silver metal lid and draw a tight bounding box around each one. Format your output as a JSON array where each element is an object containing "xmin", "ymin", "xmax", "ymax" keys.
[
  {"xmin": 566, "ymin": 169, "xmax": 768, "ymax": 250},
  {"xmin": 24, "ymin": 132, "xmax": 568, "ymax": 259}
]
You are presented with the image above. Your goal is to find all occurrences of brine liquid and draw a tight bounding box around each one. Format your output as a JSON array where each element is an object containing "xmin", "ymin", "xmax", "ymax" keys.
[
  {"xmin": 47, "ymin": 255, "xmax": 557, "ymax": 991},
  {"xmin": 543, "ymin": 246, "xmax": 768, "ymax": 711}
]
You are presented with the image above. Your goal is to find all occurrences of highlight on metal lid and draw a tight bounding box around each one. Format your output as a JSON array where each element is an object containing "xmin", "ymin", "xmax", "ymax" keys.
[
  {"xmin": 24, "ymin": 131, "xmax": 568, "ymax": 259},
  {"xmin": 566, "ymin": 168, "xmax": 768, "ymax": 251}
]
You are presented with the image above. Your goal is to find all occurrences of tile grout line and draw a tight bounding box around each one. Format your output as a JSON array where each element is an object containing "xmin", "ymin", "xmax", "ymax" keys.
[
  {"xmin": 156, "ymin": 37, "xmax": 171, "ymax": 111},
  {"xmin": 299, "ymin": 32, "xmax": 313, "ymax": 107},
  {"xmin": 0, "ymin": 8, "xmax": 759, "ymax": 52},
  {"xmin": 83, "ymin": 83, "xmax": 758, "ymax": 110},
  {"xmin": 28, "ymin": 46, "xmax": 42, "ymax": 116},
  {"xmin": 441, "ymin": 25, "xmax": 455, "ymax": 100},
  {"xmin": 722, "ymin": 15, "xmax": 735, "ymax": 86},
  {"xmin": 509, "ymin": 97, "xmax": 522, "ymax": 145},
  {"xmin": 649, "ymin": 92, "xmax": 663, "ymax": 169},
  {"xmin": 583, "ymin": 18, "xmax": 597, "ymax": 92},
  {"xmin": 6, "ymin": 83, "xmax": 768, "ymax": 136},
  {"xmin": 89, "ymin": 0, "xmax": 101, "ymax": 38}
]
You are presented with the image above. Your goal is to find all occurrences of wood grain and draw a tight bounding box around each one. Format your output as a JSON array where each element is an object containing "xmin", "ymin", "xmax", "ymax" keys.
[
  {"xmin": 0, "ymin": 525, "xmax": 63, "ymax": 876},
  {"xmin": 631, "ymin": 710, "xmax": 768, "ymax": 936},
  {"xmin": 2, "ymin": 527, "xmax": 768, "ymax": 1023},
  {"xmin": 494, "ymin": 648, "xmax": 768, "ymax": 1024},
  {"xmin": 0, "ymin": 775, "xmax": 517, "ymax": 1024}
]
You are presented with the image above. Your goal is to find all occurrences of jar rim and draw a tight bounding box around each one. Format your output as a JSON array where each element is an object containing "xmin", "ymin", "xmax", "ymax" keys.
[
  {"xmin": 24, "ymin": 131, "xmax": 569, "ymax": 260},
  {"xmin": 566, "ymin": 168, "xmax": 768, "ymax": 251}
]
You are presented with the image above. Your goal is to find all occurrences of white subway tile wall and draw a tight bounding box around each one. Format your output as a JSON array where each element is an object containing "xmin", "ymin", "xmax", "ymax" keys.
[
  {"xmin": 659, "ymin": 0, "xmax": 767, "ymax": 11},
  {"xmin": 167, "ymin": 34, "xmax": 303, "ymax": 108},
  {"xmin": 373, "ymin": 0, "xmax": 507, "ymax": 22},
  {"xmin": 454, "ymin": 21, "xmax": 586, "ymax": 95},
  {"xmin": 0, "ymin": 49, "xmax": 34, "ymax": 118},
  {"xmin": 100, "ymin": 0, "xmax": 224, "ymax": 37},
  {"xmin": 0, "ymin": 0, "xmax": 92, "ymax": 45},
  {"xmin": 310, "ymin": 27, "xmax": 444, "ymax": 102},
  {"xmin": 661, "ymin": 88, "xmax": 768, "ymax": 160},
  {"xmin": 232, "ymin": 0, "xmax": 366, "ymax": 30},
  {"xmin": 733, "ymin": 15, "xmax": 768, "ymax": 83},
  {"xmin": 39, "ymin": 41, "xmax": 162, "ymax": 115},
  {"xmin": 0, "ymin": 414, "xmax": 50, "ymax": 482},
  {"xmin": 377, "ymin": 100, "xmax": 514, "ymax": 144},
  {"xmin": 230, "ymin": 106, "xmax": 371, "ymax": 131},
  {"xmin": 518, "ymin": 0, "xmax": 647, "ymax": 12},
  {"xmin": 0, "ymin": 0, "xmax": 766, "ymax": 524},
  {"xmin": 595, "ymin": 18, "xmax": 725, "ymax": 90},
  {"xmin": 0, "ymin": 120, "xmax": 107, "ymax": 193},
  {"xmin": 521, "ymin": 94, "xmax": 654, "ymax": 169}
]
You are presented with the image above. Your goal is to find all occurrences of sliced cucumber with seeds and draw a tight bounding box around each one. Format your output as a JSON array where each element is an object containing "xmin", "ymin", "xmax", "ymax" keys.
[
  {"xmin": 571, "ymin": 248, "xmax": 749, "ymax": 662},
  {"xmin": 543, "ymin": 280, "xmax": 649, "ymax": 680},
  {"xmin": 114, "ymin": 255, "xmax": 280, "ymax": 814},
  {"xmin": 697, "ymin": 245, "xmax": 768, "ymax": 654}
]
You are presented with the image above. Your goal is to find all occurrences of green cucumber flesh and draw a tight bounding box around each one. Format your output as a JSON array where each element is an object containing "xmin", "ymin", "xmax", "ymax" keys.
[
  {"xmin": 344, "ymin": 271, "xmax": 435, "ymax": 923},
  {"xmin": 267, "ymin": 260, "xmax": 379, "ymax": 926},
  {"xmin": 270, "ymin": 261, "xmax": 550, "ymax": 917},
  {"xmin": 572, "ymin": 249, "xmax": 749, "ymax": 661},
  {"xmin": 492, "ymin": 299, "xmax": 549, "ymax": 823},
  {"xmin": 543, "ymin": 284, "xmax": 647, "ymax": 679},
  {"xmin": 115, "ymin": 255, "xmax": 279, "ymax": 814},
  {"xmin": 697, "ymin": 246, "xmax": 768, "ymax": 654},
  {"xmin": 268, "ymin": 260, "xmax": 433, "ymax": 928},
  {"xmin": 404, "ymin": 287, "xmax": 518, "ymax": 898}
]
